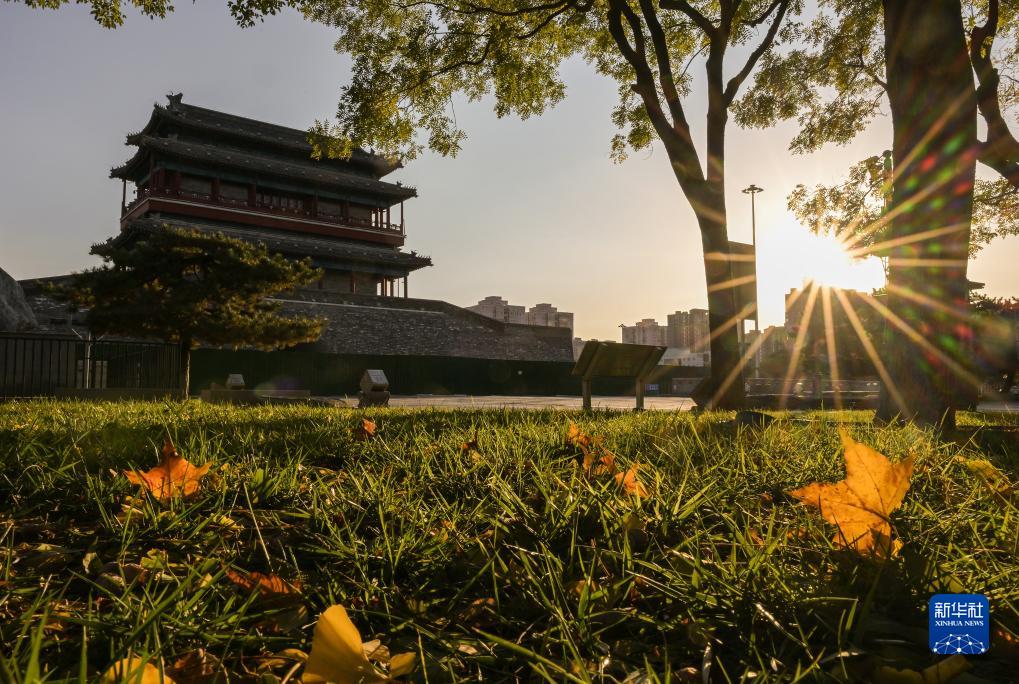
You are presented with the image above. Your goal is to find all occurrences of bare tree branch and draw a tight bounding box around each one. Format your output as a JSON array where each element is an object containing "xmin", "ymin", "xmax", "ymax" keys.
[
  {"xmin": 722, "ymin": 0, "xmax": 789, "ymax": 104},
  {"xmin": 658, "ymin": 0, "xmax": 716, "ymax": 38},
  {"xmin": 747, "ymin": 0, "xmax": 780, "ymax": 27},
  {"xmin": 970, "ymin": 0, "xmax": 1019, "ymax": 187},
  {"xmin": 637, "ymin": 0, "xmax": 686, "ymax": 126},
  {"xmin": 606, "ymin": 0, "xmax": 703, "ymax": 183}
]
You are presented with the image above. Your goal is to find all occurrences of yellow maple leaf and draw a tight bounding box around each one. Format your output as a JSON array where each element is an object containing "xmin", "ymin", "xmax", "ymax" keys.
[
  {"xmin": 303, "ymin": 605, "xmax": 416, "ymax": 683},
  {"xmin": 101, "ymin": 658, "xmax": 173, "ymax": 683},
  {"xmin": 788, "ymin": 429, "xmax": 914, "ymax": 556},
  {"xmin": 123, "ymin": 437, "xmax": 211, "ymax": 502}
]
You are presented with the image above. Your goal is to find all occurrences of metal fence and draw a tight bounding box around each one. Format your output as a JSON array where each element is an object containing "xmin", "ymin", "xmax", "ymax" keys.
[{"xmin": 0, "ymin": 333, "xmax": 181, "ymax": 398}]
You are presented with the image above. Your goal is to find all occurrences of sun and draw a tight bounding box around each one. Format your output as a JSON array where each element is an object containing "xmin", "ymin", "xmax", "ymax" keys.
[
  {"xmin": 797, "ymin": 230, "xmax": 884, "ymax": 290},
  {"xmin": 756, "ymin": 221, "xmax": 885, "ymax": 324}
]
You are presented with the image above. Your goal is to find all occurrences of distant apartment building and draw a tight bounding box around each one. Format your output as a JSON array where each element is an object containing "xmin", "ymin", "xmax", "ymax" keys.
[
  {"xmin": 527, "ymin": 303, "xmax": 574, "ymax": 332},
  {"xmin": 468, "ymin": 296, "xmax": 574, "ymax": 333},
  {"xmin": 621, "ymin": 318, "xmax": 668, "ymax": 346},
  {"xmin": 467, "ymin": 296, "xmax": 526, "ymax": 323},
  {"xmin": 667, "ymin": 308, "xmax": 710, "ymax": 351}
]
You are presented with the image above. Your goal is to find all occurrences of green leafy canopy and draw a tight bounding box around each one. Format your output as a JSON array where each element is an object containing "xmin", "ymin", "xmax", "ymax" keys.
[{"xmin": 739, "ymin": 0, "xmax": 1019, "ymax": 249}]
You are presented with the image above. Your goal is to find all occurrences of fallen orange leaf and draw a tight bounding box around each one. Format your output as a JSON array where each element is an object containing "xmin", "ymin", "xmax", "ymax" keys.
[
  {"xmin": 583, "ymin": 446, "xmax": 617, "ymax": 477},
  {"xmin": 123, "ymin": 436, "xmax": 210, "ymax": 502},
  {"xmin": 993, "ymin": 624, "xmax": 1019, "ymax": 654},
  {"xmin": 354, "ymin": 419, "xmax": 377, "ymax": 441},
  {"xmin": 225, "ymin": 569, "xmax": 302, "ymax": 599},
  {"xmin": 566, "ymin": 423, "xmax": 594, "ymax": 449},
  {"xmin": 460, "ymin": 430, "xmax": 480, "ymax": 454},
  {"xmin": 615, "ymin": 464, "xmax": 649, "ymax": 497},
  {"xmin": 567, "ymin": 424, "xmax": 618, "ymax": 476},
  {"xmin": 788, "ymin": 429, "xmax": 914, "ymax": 557}
]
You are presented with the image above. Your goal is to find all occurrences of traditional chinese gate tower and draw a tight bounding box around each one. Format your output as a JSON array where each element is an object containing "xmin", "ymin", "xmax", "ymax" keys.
[{"xmin": 112, "ymin": 93, "xmax": 430, "ymax": 297}]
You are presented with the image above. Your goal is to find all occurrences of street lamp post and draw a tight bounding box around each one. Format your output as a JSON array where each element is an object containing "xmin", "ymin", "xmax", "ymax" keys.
[
  {"xmin": 741, "ymin": 184, "xmax": 763, "ymax": 333},
  {"xmin": 742, "ymin": 183, "xmax": 763, "ymax": 248}
]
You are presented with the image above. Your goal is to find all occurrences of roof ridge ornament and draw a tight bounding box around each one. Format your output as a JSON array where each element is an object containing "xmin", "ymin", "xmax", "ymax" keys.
[{"xmin": 166, "ymin": 92, "xmax": 183, "ymax": 112}]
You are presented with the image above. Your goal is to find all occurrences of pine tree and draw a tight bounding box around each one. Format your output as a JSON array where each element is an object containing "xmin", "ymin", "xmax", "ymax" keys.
[{"xmin": 51, "ymin": 226, "xmax": 325, "ymax": 395}]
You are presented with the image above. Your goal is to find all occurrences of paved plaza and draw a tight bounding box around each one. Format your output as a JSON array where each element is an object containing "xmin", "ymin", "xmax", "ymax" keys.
[
  {"xmin": 329, "ymin": 395, "xmax": 697, "ymax": 410},
  {"xmin": 328, "ymin": 394, "xmax": 1019, "ymax": 413}
]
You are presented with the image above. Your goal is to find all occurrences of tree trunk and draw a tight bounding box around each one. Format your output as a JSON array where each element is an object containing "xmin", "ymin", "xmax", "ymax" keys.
[
  {"xmin": 689, "ymin": 183, "xmax": 746, "ymax": 410},
  {"xmin": 876, "ymin": 0, "xmax": 977, "ymax": 428},
  {"xmin": 178, "ymin": 339, "xmax": 191, "ymax": 398}
]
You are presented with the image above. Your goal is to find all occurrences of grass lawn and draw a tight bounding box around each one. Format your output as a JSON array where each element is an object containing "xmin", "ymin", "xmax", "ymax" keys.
[{"xmin": 1, "ymin": 401, "xmax": 1017, "ymax": 682}]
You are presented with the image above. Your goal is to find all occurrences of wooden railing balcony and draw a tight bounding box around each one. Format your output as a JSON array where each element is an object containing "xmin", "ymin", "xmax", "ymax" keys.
[{"xmin": 123, "ymin": 187, "xmax": 405, "ymax": 236}]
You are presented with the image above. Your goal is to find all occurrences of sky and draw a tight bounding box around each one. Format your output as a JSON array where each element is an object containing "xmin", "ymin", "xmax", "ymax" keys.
[{"xmin": 2, "ymin": 2, "xmax": 1018, "ymax": 341}]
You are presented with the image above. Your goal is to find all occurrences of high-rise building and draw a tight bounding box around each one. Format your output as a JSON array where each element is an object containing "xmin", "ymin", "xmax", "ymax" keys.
[
  {"xmin": 620, "ymin": 318, "xmax": 667, "ymax": 346},
  {"xmin": 667, "ymin": 308, "xmax": 710, "ymax": 351}
]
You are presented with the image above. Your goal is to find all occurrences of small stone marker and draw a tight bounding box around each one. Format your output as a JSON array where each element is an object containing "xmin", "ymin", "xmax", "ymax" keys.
[{"xmin": 359, "ymin": 369, "xmax": 391, "ymax": 407}]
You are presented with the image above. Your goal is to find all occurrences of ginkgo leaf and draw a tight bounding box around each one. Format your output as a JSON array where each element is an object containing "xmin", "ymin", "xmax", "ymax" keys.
[
  {"xmin": 303, "ymin": 605, "xmax": 387, "ymax": 684},
  {"xmin": 788, "ymin": 429, "xmax": 914, "ymax": 557},
  {"xmin": 615, "ymin": 464, "xmax": 649, "ymax": 498},
  {"xmin": 225, "ymin": 569, "xmax": 302, "ymax": 599},
  {"xmin": 123, "ymin": 436, "xmax": 211, "ymax": 501},
  {"xmin": 102, "ymin": 658, "xmax": 173, "ymax": 684}
]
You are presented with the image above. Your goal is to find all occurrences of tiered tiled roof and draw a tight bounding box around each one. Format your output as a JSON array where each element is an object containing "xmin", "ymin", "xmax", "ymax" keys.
[
  {"xmin": 112, "ymin": 136, "xmax": 416, "ymax": 201},
  {"xmin": 110, "ymin": 95, "xmax": 416, "ymax": 203},
  {"xmin": 123, "ymin": 218, "xmax": 431, "ymax": 272},
  {"xmin": 129, "ymin": 95, "xmax": 398, "ymax": 176}
]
